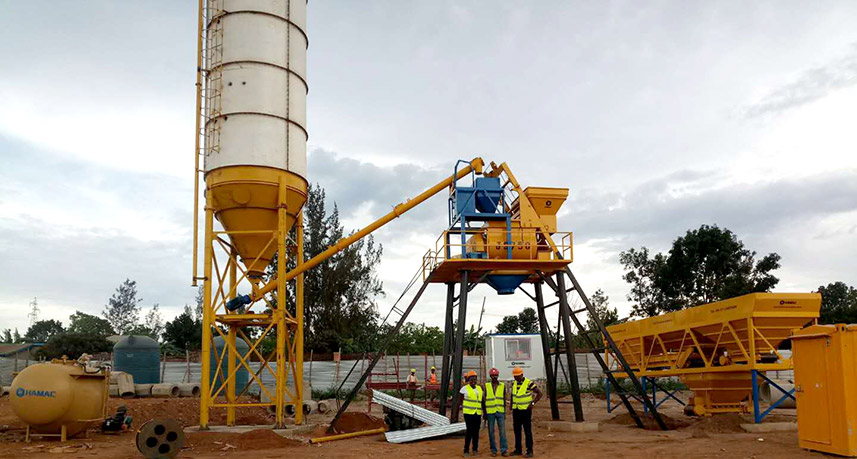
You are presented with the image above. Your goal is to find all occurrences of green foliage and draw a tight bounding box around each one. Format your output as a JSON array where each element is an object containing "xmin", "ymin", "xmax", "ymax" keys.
[
  {"xmin": 620, "ymin": 225, "xmax": 781, "ymax": 317},
  {"xmin": 24, "ymin": 319, "xmax": 65, "ymax": 343},
  {"xmin": 103, "ymin": 279, "xmax": 142, "ymax": 335},
  {"xmin": 13, "ymin": 328, "xmax": 21, "ymax": 343},
  {"xmin": 385, "ymin": 323, "xmax": 445, "ymax": 355},
  {"xmin": 131, "ymin": 303, "xmax": 164, "ymax": 341},
  {"xmin": 1, "ymin": 329, "xmax": 12, "ymax": 343},
  {"xmin": 495, "ymin": 307, "xmax": 539, "ymax": 334},
  {"xmin": 572, "ymin": 289, "xmax": 620, "ymax": 349},
  {"xmin": 37, "ymin": 333, "xmax": 112, "ymax": 360},
  {"xmin": 268, "ymin": 184, "xmax": 385, "ymax": 353},
  {"xmin": 817, "ymin": 281, "xmax": 857, "ymax": 325},
  {"xmin": 312, "ymin": 385, "xmax": 349, "ymax": 401},
  {"xmin": 68, "ymin": 311, "xmax": 115, "ymax": 337},
  {"xmin": 163, "ymin": 305, "xmax": 202, "ymax": 352}
]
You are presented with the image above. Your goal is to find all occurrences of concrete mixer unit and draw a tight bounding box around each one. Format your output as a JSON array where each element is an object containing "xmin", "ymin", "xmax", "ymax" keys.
[{"xmin": 9, "ymin": 358, "xmax": 109, "ymax": 441}]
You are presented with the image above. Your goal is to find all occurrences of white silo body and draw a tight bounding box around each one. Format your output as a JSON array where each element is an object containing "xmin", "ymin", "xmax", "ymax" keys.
[{"xmin": 204, "ymin": 0, "xmax": 308, "ymax": 178}]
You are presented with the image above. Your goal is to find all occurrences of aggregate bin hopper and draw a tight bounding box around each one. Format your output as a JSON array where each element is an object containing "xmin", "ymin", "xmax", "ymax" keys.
[{"xmin": 605, "ymin": 293, "xmax": 820, "ymax": 416}]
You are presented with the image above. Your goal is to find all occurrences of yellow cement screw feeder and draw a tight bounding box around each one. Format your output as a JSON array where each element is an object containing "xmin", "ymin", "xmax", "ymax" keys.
[{"xmin": 193, "ymin": 0, "xmax": 308, "ymax": 428}]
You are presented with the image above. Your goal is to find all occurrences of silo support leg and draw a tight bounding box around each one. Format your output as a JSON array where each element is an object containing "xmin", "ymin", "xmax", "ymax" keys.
[{"xmin": 556, "ymin": 274, "xmax": 585, "ymax": 422}]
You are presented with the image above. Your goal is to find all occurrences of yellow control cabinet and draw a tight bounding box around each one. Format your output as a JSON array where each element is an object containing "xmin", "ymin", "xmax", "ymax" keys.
[{"xmin": 792, "ymin": 324, "xmax": 857, "ymax": 457}]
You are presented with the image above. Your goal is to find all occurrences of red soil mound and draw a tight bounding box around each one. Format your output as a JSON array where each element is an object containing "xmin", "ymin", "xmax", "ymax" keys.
[{"xmin": 187, "ymin": 429, "xmax": 303, "ymax": 453}]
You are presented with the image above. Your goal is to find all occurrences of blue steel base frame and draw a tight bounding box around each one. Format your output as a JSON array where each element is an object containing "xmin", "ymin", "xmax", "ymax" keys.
[
  {"xmin": 751, "ymin": 369, "xmax": 795, "ymax": 424},
  {"xmin": 606, "ymin": 377, "xmax": 686, "ymax": 414},
  {"xmin": 607, "ymin": 371, "xmax": 796, "ymax": 423}
]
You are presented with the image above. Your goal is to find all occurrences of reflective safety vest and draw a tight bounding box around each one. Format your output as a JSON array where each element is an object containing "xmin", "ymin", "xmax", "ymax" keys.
[
  {"xmin": 512, "ymin": 378, "xmax": 533, "ymax": 410},
  {"xmin": 485, "ymin": 382, "xmax": 505, "ymax": 414},
  {"xmin": 463, "ymin": 385, "xmax": 483, "ymax": 416},
  {"xmin": 430, "ymin": 373, "xmax": 437, "ymax": 384}
]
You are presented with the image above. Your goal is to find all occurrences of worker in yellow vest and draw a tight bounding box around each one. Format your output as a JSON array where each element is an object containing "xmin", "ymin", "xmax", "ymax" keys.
[
  {"xmin": 510, "ymin": 367, "xmax": 541, "ymax": 457},
  {"xmin": 459, "ymin": 370, "xmax": 483, "ymax": 457},
  {"xmin": 408, "ymin": 368, "xmax": 418, "ymax": 402},
  {"xmin": 483, "ymin": 367, "xmax": 508, "ymax": 457}
]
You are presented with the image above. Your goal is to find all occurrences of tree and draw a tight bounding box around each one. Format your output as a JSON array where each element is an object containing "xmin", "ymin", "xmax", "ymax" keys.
[
  {"xmin": 68, "ymin": 311, "xmax": 115, "ymax": 337},
  {"xmin": 620, "ymin": 225, "xmax": 781, "ymax": 317},
  {"xmin": 817, "ymin": 282, "xmax": 857, "ymax": 325},
  {"xmin": 619, "ymin": 247, "xmax": 666, "ymax": 317},
  {"xmin": 13, "ymin": 328, "xmax": 21, "ymax": 343},
  {"xmin": 1, "ymin": 329, "xmax": 12, "ymax": 343},
  {"xmin": 163, "ymin": 305, "xmax": 202, "ymax": 352},
  {"xmin": 268, "ymin": 184, "xmax": 385, "ymax": 353},
  {"xmin": 38, "ymin": 333, "xmax": 112, "ymax": 360},
  {"xmin": 132, "ymin": 304, "xmax": 164, "ymax": 340},
  {"xmin": 495, "ymin": 315, "xmax": 521, "ymax": 334},
  {"xmin": 586, "ymin": 289, "xmax": 619, "ymax": 331},
  {"xmin": 103, "ymin": 279, "xmax": 142, "ymax": 335},
  {"xmin": 495, "ymin": 308, "xmax": 539, "ymax": 334},
  {"xmin": 24, "ymin": 319, "xmax": 66, "ymax": 343}
]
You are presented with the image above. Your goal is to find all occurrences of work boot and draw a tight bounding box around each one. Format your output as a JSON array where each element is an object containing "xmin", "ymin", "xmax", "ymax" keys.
[
  {"xmin": 510, "ymin": 452, "xmax": 521, "ymax": 457},
  {"xmin": 502, "ymin": 452, "xmax": 509, "ymax": 457},
  {"xmin": 463, "ymin": 453, "xmax": 470, "ymax": 458},
  {"xmin": 491, "ymin": 453, "xmax": 497, "ymax": 457},
  {"xmin": 525, "ymin": 453, "xmax": 533, "ymax": 458}
]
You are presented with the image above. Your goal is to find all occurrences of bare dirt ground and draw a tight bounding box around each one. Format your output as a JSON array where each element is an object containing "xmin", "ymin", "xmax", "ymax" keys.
[{"xmin": 0, "ymin": 392, "xmax": 825, "ymax": 459}]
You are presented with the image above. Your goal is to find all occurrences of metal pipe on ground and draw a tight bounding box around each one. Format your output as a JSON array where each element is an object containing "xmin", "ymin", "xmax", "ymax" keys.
[
  {"xmin": 152, "ymin": 384, "xmax": 180, "ymax": 398},
  {"xmin": 309, "ymin": 427, "xmax": 386, "ymax": 444}
]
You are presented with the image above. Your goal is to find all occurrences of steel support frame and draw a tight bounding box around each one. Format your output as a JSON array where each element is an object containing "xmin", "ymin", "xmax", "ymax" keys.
[
  {"xmin": 449, "ymin": 270, "xmax": 470, "ymax": 422},
  {"xmin": 752, "ymin": 370, "xmax": 795, "ymax": 424},
  {"xmin": 555, "ymin": 273, "xmax": 585, "ymax": 422},
  {"xmin": 439, "ymin": 282, "xmax": 456, "ymax": 416},
  {"xmin": 534, "ymin": 281, "xmax": 561, "ymax": 420},
  {"xmin": 199, "ymin": 180, "xmax": 304, "ymax": 430}
]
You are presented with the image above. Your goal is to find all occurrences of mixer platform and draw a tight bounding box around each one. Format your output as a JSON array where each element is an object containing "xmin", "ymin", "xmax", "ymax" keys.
[{"xmin": 424, "ymin": 258, "xmax": 570, "ymax": 283}]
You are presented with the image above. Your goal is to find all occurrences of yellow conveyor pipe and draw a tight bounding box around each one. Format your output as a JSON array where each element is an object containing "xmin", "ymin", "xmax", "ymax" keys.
[
  {"xmin": 309, "ymin": 427, "xmax": 387, "ymax": 444},
  {"xmin": 251, "ymin": 157, "xmax": 484, "ymax": 301}
]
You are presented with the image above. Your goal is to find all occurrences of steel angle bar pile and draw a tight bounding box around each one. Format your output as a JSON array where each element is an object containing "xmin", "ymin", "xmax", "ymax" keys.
[
  {"xmin": 372, "ymin": 390, "xmax": 450, "ymax": 426},
  {"xmin": 371, "ymin": 390, "xmax": 465, "ymax": 443}
]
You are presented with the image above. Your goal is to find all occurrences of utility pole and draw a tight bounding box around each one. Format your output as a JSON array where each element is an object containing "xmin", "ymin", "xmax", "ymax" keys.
[{"xmin": 471, "ymin": 297, "xmax": 486, "ymax": 355}]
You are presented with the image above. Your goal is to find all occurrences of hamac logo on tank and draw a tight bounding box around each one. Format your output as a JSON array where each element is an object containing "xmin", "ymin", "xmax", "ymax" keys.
[{"xmin": 15, "ymin": 387, "xmax": 57, "ymax": 398}]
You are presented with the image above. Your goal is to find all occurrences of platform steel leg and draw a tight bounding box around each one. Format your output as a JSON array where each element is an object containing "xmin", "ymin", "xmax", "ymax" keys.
[
  {"xmin": 449, "ymin": 270, "xmax": 470, "ymax": 422},
  {"xmin": 556, "ymin": 274, "xmax": 584, "ymax": 422},
  {"xmin": 439, "ymin": 282, "xmax": 455, "ymax": 416},
  {"xmin": 535, "ymin": 281, "xmax": 560, "ymax": 420}
]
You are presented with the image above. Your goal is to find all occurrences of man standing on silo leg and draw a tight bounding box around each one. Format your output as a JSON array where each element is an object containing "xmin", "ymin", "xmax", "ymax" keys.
[{"xmin": 510, "ymin": 367, "xmax": 541, "ymax": 457}]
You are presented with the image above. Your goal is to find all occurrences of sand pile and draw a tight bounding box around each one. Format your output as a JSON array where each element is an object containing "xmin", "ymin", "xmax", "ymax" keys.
[{"xmin": 603, "ymin": 412, "xmax": 689, "ymax": 430}]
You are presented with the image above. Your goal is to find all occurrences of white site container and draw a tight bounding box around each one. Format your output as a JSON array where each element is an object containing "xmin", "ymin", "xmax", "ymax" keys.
[{"xmin": 484, "ymin": 334, "xmax": 545, "ymax": 381}]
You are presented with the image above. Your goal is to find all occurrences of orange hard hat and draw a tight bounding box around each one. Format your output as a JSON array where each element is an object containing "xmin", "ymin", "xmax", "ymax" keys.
[
  {"xmin": 489, "ymin": 368, "xmax": 500, "ymax": 377},
  {"xmin": 512, "ymin": 367, "xmax": 524, "ymax": 376},
  {"xmin": 465, "ymin": 370, "xmax": 477, "ymax": 379}
]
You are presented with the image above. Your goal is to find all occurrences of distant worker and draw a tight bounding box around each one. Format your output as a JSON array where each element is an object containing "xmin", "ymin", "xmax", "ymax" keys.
[
  {"xmin": 510, "ymin": 367, "xmax": 541, "ymax": 457},
  {"xmin": 483, "ymin": 368, "xmax": 508, "ymax": 457},
  {"xmin": 428, "ymin": 365, "xmax": 438, "ymax": 403},
  {"xmin": 408, "ymin": 368, "xmax": 418, "ymax": 402},
  {"xmin": 460, "ymin": 370, "xmax": 483, "ymax": 457}
]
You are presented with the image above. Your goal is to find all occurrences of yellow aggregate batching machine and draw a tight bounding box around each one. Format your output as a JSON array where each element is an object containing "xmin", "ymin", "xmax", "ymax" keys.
[{"xmin": 192, "ymin": 0, "xmax": 309, "ymax": 428}]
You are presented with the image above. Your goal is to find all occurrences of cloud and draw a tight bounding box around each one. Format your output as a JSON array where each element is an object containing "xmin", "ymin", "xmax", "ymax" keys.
[{"xmin": 743, "ymin": 43, "xmax": 857, "ymax": 118}]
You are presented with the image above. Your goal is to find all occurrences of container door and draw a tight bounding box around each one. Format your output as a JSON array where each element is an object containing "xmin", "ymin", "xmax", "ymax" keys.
[{"xmin": 795, "ymin": 339, "xmax": 832, "ymax": 445}]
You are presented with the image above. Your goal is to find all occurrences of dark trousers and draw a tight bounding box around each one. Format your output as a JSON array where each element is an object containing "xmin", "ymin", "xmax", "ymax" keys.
[
  {"xmin": 463, "ymin": 413, "xmax": 481, "ymax": 453},
  {"xmin": 512, "ymin": 409, "xmax": 533, "ymax": 454}
]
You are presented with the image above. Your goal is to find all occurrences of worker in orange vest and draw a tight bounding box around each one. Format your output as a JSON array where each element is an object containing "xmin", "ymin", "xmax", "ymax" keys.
[
  {"xmin": 483, "ymin": 367, "xmax": 508, "ymax": 457},
  {"xmin": 427, "ymin": 366, "xmax": 438, "ymax": 403}
]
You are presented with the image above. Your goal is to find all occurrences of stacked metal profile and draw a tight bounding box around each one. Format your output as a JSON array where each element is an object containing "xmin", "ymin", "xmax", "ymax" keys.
[
  {"xmin": 371, "ymin": 390, "xmax": 466, "ymax": 443},
  {"xmin": 385, "ymin": 423, "xmax": 467, "ymax": 444},
  {"xmin": 371, "ymin": 390, "xmax": 449, "ymax": 426}
]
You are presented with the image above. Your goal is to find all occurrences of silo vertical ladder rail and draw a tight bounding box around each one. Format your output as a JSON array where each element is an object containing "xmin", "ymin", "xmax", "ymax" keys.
[{"xmin": 537, "ymin": 268, "xmax": 668, "ymax": 431}]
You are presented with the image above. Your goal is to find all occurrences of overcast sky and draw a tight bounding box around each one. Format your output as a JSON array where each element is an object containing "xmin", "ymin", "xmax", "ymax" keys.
[{"xmin": 1, "ymin": 1, "xmax": 856, "ymax": 337}]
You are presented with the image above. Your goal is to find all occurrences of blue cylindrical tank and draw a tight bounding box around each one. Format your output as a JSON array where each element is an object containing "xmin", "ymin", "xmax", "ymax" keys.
[
  {"xmin": 113, "ymin": 335, "xmax": 160, "ymax": 384},
  {"xmin": 210, "ymin": 336, "xmax": 249, "ymax": 393}
]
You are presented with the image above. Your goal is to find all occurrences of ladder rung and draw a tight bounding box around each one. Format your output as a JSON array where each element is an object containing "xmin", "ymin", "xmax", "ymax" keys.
[{"xmin": 572, "ymin": 307, "xmax": 588, "ymax": 315}]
